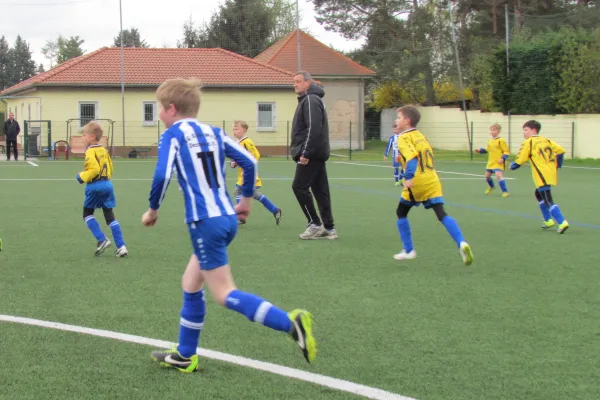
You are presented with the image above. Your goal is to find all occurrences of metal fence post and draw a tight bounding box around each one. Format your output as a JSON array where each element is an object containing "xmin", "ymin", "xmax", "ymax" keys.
[
  {"xmin": 24, "ymin": 120, "xmax": 28, "ymax": 161},
  {"xmin": 470, "ymin": 121, "xmax": 474, "ymax": 160},
  {"xmin": 571, "ymin": 121, "xmax": 575, "ymax": 159},
  {"xmin": 349, "ymin": 121, "xmax": 352, "ymax": 160},
  {"xmin": 47, "ymin": 121, "xmax": 52, "ymax": 159}
]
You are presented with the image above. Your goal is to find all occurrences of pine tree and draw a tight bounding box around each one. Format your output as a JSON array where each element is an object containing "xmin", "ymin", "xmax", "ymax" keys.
[
  {"xmin": 0, "ymin": 36, "xmax": 10, "ymax": 90},
  {"xmin": 7, "ymin": 35, "xmax": 36, "ymax": 87}
]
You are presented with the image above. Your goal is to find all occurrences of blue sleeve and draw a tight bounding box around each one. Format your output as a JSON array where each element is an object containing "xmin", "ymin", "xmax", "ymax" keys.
[
  {"xmin": 510, "ymin": 162, "xmax": 520, "ymax": 170},
  {"xmin": 384, "ymin": 137, "xmax": 393, "ymax": 157},
  {"xmin": 502, "ymin": 154, "xmax": 509, "ymax": 161},
  {"xmin": 223, "ymin": 134, "xmax": 257, "ymax": 197},
  {"xmin": 479, "ymin": 148, "xmax": 488, "ymax": 154},
  {"xmin": 403, "ymin": 157, "xmax": 419, "ymax": 180},
  {"xmin": 556, "ymin": 153, "xmax": 564, "ymax": 168},
  {"xmin": 76, "ymin": 173, "xmax": 84, "ymax": 184},
  {"xmin": 149, "ymin": 131, "xmax": 177, "ymax": 210}
]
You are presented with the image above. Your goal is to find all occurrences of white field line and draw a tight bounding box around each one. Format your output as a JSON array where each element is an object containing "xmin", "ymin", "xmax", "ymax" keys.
[
  {"xmin": 27, "ymin": 161, "xmax": 39, "ymax": 167},
  {"xmin": 333, "ymin": 161, "xmax": 517, "ymax": 180},
  {"xmin": 0, "ymin": 315, "xmax": 415, "ymax": 400},
  {"xmin": 0, "ymin": 177, "xmax": 485, "ymax": 182}
]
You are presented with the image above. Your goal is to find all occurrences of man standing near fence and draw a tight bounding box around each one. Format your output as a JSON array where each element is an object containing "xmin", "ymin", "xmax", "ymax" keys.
[
  {"xmin": 3, "ymin": 113, "xmax": 20, "ymax": 161},
  {"xmin": 290, "ymin": 71, "xmax": 337, "ymax": 240}
]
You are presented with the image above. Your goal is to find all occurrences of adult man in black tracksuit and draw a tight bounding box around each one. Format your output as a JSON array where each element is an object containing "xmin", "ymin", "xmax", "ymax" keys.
[
  {"xmin": 3, "ymin": 113, "xmax": 20, "ymax": 161},
  {"xmin": 290, "ymin": 71, "xmax": 337, "ymax": 240}
]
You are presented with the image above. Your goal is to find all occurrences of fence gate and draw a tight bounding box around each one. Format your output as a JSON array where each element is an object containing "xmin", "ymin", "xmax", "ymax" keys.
[
  {"xmin": 24, "ymin": 120, "xmax": 52, "ymax": 160},
  {"xmin": 66, "ymin": 118, "xmax": 115, "ymax": 156}
]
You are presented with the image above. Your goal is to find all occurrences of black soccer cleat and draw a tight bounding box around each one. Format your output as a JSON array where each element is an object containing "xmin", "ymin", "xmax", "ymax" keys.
[{"xmin": 273, "ymin": 208, "xmax": 282, "ymax": 225}]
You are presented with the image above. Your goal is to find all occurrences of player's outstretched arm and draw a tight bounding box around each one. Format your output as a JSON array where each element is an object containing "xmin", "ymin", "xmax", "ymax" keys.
[{"xmin": 223, "ymin": 135, "xmax": 257, "ymax": 198}]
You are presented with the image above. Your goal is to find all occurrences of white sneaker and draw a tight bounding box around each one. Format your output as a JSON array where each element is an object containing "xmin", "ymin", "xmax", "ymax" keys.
[
  {"xmin": 459, "ymin": 241, "xmax": 474, "ymax": 266},
  {"xmin": 393, "ymin": 249, "xmax": 417, "ymax": 260},
  {"xmin": 299, "ymin": 224, "xmax": 325, "ymax": 240},
  {"xmin": 115, "ymin": 246, "xmax": 128, "ymax": 257}
]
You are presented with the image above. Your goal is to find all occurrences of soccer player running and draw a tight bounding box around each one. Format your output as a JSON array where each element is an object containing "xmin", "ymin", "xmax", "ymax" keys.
[
  {"xmin": 230, "ymin": 120, "xmax": 282, "ymax": 226},
  {"xmin": 510, "ymin": 120, "xmax": 569, "ymax": 233},
  {"xmin": 76, "ymin": 121, "xmax": 127, "ymax": 257},
  {"xmin": 143, "ymin": 78, "xmax": 316, "ymax": 372},
  {"xmin": 384, "ymin": 123, "xmax": 404, "ymax": 187},
  {"xmin": 474, "ymin": 123, "xmax": 510, "ymax": 197},
  {"xmin": 392, "ymin": 106, "xmax": 474, "ymax": 266}
]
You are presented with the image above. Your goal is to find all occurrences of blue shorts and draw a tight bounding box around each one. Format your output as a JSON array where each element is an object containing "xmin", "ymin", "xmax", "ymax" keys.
[
  {"xmin": 486, "ymin": 169, "xmax": 504, "ymax": 173},
  {"xmin": 84, "ymin": 180, "xmax": 116, "ymax": 209},
  {"xmin": 400, "ymin": 196, "xmax": 444, "ymax": 209},
  {"xmin": 188, "ymin": 215, "xmax": 238, "ymax": 270}
]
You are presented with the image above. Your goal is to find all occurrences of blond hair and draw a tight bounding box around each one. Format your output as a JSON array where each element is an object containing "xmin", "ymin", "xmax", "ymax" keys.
[
  {"xmin": 83, "ymin": 121, "xmax": 103, "ymax": 140},
  {"xmin": 489, "ymin": 123, "xmax": 502, "ymax": 132},
  {"xmin": 156, "ymin": 78, "xmax": 202, "ymax": 117},
  {"xmin": 234, "ymin": 120, "xmax": 248, "ymax": 131}
]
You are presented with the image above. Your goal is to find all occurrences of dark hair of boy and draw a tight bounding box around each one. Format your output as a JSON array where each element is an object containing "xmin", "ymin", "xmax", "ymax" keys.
[
  {"xmin": 397, "ymin": 105, "xmax": 421, "ymax": 127},
  {"xmin": 523, "ymin": 120, "xmax": 542, "ymax": 133}
]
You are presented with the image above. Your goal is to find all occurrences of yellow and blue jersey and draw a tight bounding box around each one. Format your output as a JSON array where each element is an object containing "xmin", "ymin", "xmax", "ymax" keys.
[
  {"xmin": 478, "ymin": 137, "xmax": 509, "ymax": 171},
  {"xmin": 397, "ymin": 128, "xmax": 443, "ymax": 205},
  {"xmin": 78, "ymin": 144, "xmax": 113, "ymax": 183},
  {"xmin": 512, "ymin": 135, "xmax": 565, "ymax": 188},
  {"xmin": 236, "ymin": 136, "xmax": 262, "ymax": 188}
]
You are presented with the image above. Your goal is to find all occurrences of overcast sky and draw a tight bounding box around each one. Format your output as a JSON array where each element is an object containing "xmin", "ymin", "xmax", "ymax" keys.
[{"xmin": 1, "ymin": 0, "xmax": 364, "ymax": 69}]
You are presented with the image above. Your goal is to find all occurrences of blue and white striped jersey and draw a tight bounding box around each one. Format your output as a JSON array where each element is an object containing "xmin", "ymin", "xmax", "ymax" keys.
[
  {"xmin": 149, "ymin": 118, "xmax": 257, "ymax": 223},
  {"xmin": 385, "ymin": 133, "xmax": 400, "ymax": 159}
]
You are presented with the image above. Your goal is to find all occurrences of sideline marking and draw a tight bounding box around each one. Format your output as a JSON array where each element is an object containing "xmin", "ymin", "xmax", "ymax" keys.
[
  {"xmin": 0, "ymin": 314, "xmax": 415, "ymax": 400},
  {"xmin": 333, "ymin": 161, "xmax": 516, "ymax": 179},
  {"xmin": 27, "ymin": 161, "xmax": 39, "ymax": 167},
  {"xmin": 0, "ymin": 177, "xmax": 485, "ymax": 182}
]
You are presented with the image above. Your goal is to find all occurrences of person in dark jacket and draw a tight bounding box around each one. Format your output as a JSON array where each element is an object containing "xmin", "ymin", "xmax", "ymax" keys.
[
  {"xmin": 290, "ymin": 71, "xmax": 337, "ymax": 240},
  {"xmin": 3, "ymin": 113, "xmax": 20, "ymax": 161}
]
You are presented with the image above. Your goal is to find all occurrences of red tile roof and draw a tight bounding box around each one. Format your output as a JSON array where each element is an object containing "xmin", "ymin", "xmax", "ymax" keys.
[
  {"xmin": 255, "ymin": 30, "xmax": 375, "ymax": 77},
  {"xmin": 1, "ymin": 47, "xmax": 295, "ymax": 95}
]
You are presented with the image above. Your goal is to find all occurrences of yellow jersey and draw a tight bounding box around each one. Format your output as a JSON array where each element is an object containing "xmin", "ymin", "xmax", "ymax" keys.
[
  {"xmin": 236, "ymin": 136, "xmax": 262, "ymax": 187},
  {"xmin": 397, "ymin": 129, "xmax": 443, "ymax": 202},
  {"xmin": 79, "ymin": 144, "xmax": 113, "ymax": 183},
  {"xmin": 484, "ymin": 137, "xmax": 509, "ymax": 170},
  {"xmin": 514, "ymin": 135, "xmax": 565, "ymax": 188}
]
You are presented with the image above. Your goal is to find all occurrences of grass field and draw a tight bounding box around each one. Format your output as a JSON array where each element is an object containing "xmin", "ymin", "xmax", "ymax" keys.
[{"xmin": 1, "ymin": 152, "xmax": 599, "ymax": 400}]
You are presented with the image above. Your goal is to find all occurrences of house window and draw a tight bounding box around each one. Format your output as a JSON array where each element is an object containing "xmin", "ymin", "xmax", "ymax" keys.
[
  {"xmin": 79, "ymin": 102, "xmax": 98, "ymax": 128},
  {"xmin": 143, "ymin": 101, "xmax": 157, "ymax": 125},
  {"xmin": 257, "ymin": 102, "xmax": 276, "ymax": 131}
]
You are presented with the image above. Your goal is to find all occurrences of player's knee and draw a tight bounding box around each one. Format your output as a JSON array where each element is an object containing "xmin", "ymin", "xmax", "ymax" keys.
[
  {"xmin": 82, "ymin": 208, "xmax": 94, "ymax": 219},
  {"xmin": 396, "ymin": 203, "xmax": 409, "ymax": 219},
  {"xmin": 102, "ymin": 208, "xmax": 115, "ymax": 225},
  {"xmin": 432, "ymin": 204, "xmax": 447, "ymax": 222}
]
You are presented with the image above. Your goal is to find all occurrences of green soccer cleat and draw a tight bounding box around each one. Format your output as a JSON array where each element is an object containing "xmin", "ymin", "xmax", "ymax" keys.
[
  {"xmin": 557, "ymin": 221, "xmax": 569, "ymax": 234},
  {"xmin": 541, "ymin": 220, "xmax": 555, "ymax": 230},
  {"xmin": 289, "ymin": 309, "xmax": 317, "ymax": 364},
  {"xmin": 151, "ymin": 348, "xmax": 199, "ymax": 373},
  {"xmin": 459, "ymin": 241, "xmax": 474, "ymax": 266}
]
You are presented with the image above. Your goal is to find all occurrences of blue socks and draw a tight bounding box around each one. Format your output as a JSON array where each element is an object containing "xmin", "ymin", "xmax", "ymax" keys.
[
  {"xmin": 486, "ymin": 178, "xmax": 494, "ymax": 188},
  {"xmin": 441, "ymin": 216, "xmax": 465, "ymax": 248},
  {"xmin": 539, "ymin": 201, "xmax": 552, "ymax": 221},
  {"xmin": 178, "ymin": 290, "xmax": 206, "ymax": 358},
  {"xmin": 394, "ymin": 168, "xmax": 400, "ymax": 182},
  {"xmin": 498, "ymin": 180, "xmax": 508, "ymax": 193},
  {"xmin": 225, "ymin": 290, "xmax": 292, "ymax": 333},
  {"xmin": 396, "ymin": 218, "xmax": 413, "ymax": 252},
  {"xmin": 84, "ymin": 216, "xmax": 106, "ymax": 242},
  {"xmin": 258, "ymin": 195, "xmax": 279, "ymax": 214},
  {"xmin": 109, "ymin": 221, "xmax": 125, "ymax": 248},
  {"xmin": 549, "ymin": 204, "xmax": 566, "ymax": 224}
]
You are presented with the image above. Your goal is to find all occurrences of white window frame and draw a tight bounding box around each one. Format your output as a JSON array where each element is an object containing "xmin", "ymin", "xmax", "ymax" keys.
[
  {"xmin": 78, "ymin": 101, "xmax": 99, "ymax": 130},
  {"xmin": 142, "ymin": 101, "xmax": 157, "ymax": 126},
  {"xmin": 256, "ymin": 102, "xmax": 276, "ymax": 132}
]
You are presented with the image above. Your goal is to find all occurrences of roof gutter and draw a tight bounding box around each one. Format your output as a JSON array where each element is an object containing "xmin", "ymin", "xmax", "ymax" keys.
[{"xmin": 2, "ymin": 83, "xmax": 294, "ymax": 95}]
